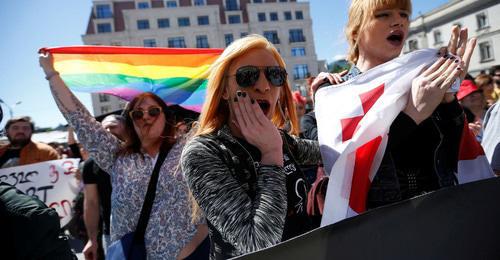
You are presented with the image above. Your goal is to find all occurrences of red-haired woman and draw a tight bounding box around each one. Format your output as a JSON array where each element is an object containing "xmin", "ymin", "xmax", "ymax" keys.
[{"xmin": 39, "ymin": 54, "xmax": 207, "ymax": 259}]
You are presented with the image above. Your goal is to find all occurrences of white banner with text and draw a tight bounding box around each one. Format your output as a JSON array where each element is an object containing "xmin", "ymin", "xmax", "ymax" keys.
[{"xmin": 0, "ymin": 159, "xmax": 81, "ymax": 227}]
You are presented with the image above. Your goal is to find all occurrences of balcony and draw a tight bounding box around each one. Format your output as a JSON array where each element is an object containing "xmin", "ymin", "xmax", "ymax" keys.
[
  {"xmin": 225, "ymin": 4, "xmax": 239, "ymax": 11},
  {"xmin": 289, "ymin": 36, "xmax": 306, "ymax": 43}
]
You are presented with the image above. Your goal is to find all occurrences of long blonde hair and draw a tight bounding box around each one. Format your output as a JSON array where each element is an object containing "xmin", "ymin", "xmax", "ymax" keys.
[
  {"xmin": 189, "ymin": 34, "xmax": 299, "ymax": 222},
  {"xmin": 195, "ymin": 34, "xmax": 299, "ymax": 137},
  {"xmin": 346, "ymin": 0, "xmax": 412, "ymax": 64}
]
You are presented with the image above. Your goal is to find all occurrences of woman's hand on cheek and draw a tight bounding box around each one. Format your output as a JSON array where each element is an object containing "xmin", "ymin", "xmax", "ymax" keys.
[{"xmin": 232, "ymin": 91, "xmax": 283, "ymax": 167}]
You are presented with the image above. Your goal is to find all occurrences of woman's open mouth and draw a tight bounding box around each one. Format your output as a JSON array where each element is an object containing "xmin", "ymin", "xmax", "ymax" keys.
[
  {"xmin": 257, "ymin": 99, "xmax": 270, "ymax": 115},
  {"xmin": 387, "ymin": 30, "xmax": 404, "ymax": 47}
]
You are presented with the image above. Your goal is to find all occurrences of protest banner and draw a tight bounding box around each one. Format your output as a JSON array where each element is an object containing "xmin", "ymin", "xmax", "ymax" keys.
[
  {"xmin": 0, "ymin": 159, "xmax": 80, "ymax": 227},
  {"xmin": 235, "ymin": 177, "xmax": 500, "ymax": 260}
]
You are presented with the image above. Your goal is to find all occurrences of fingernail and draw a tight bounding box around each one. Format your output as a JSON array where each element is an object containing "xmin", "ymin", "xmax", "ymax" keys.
[
  {"xmin": 449, "ymin": 56, "xmax": 455, "ymax": 60},
  {"xmin": 241, "ymin": 92, "xmax": 247, "ymax": 98},
  {"xmin": 443, "ymin": 54, "xmax": 449, "ymax": 58},
  {"xmin": 234, "ymin": 97, "xmax": 238, "ymax": 102},
  {"xmin": 457, "ymin": 67, "xmax": 462, "ymax": 71},
  {"xmin": 251, "ymin": 98, "xmax": 255, "ymax": 104},
  {"xmin": 454, "ymin": 59, "xmax": 459, "ymax": 63},
  {"xmin": 237, "ymin": 91, "xmax": 242, "ymax": 97}
]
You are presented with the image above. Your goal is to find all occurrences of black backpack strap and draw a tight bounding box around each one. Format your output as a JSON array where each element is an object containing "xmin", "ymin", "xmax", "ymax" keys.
[{"xmin": 133, "ymin": 145, "xmax": 170, "ymax": 242}]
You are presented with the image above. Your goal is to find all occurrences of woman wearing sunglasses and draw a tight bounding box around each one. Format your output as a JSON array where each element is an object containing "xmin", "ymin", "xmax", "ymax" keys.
[
  {"xmin": 39, "ymin": 54, "xmax": 208, "ymax": 259},
  {"xmin": 310, "ymin": 0, "xmax": 476, "ymax": 209},
  {"xmin": 181, "ymin": 35, "xmax": 321, "ymax": 259}
]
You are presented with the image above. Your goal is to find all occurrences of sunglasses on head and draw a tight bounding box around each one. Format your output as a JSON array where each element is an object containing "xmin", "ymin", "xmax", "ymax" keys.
[
  {"xmin": 229, "ymin": 65, "xmax": 287, "ymax": 88},
  {"xmin": 128, "ymin": 107, "xmax": 162, "ymax": 121}
]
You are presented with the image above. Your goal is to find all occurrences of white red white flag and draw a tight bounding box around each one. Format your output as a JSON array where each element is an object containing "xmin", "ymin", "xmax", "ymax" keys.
[{"xmin": 316, "ymin": 49, "xmax": 494, "ymax": 226}]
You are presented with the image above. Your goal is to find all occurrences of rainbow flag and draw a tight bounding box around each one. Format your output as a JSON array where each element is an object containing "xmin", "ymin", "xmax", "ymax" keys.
[{"xmin": 41, "ymin": 46, "xmax": 223, "ymax": 112}]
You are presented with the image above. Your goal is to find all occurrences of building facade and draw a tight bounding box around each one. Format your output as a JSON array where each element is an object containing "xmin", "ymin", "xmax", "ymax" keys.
[
  {"xmin": 405, "ymin": 0, "xmax": 500, "ymax": 76},
  {"xmin": 82, "ymin": 0, "xmax": 319, "ymax": 116}
]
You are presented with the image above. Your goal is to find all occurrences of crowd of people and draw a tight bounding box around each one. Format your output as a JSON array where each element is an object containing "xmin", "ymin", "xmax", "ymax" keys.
[{"xmin": 1, "ymin": 0, "xmax": 499, "ymax": 259}]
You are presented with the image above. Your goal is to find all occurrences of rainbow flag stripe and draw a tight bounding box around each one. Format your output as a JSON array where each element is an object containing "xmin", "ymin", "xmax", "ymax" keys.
[{"xmin": 42, "ymin": 46, "xmax": 223, "ymax": 112}]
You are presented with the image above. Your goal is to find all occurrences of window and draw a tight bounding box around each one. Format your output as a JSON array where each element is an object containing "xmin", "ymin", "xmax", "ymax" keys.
[
  {"xmin": 166, "ymin": 0, "xmax": 177, "ymax": 8},
  {"xmin": 479, "ymin": 41, "xmax": 493, "ymax": 62},
  {"xmin": 433, "ymin": 30, "xmax": 442, "ymax": 45},
  {"xmin": 168, "ymin": 37, "xmax": 186, "ymax": 48},
  {"xmin": 193, "ymin": 0, "xmax": 205, "ymax": 5},
  {"xmin": 228, "ymin": 15, "xmax": 241, "ymax": 24},
  {"xmin": 408, "ymin": 39, "xmax": 418, "ymax": 51},
  {"xmin": 225, "ymin": 33, "xmax": 234, "ymax": 47},
  {"xmin": 198, "ymin": 16, "xmax": 209, "ymax": 25},
  {"xmin": 196, "ymin": 35, "xmax": 209, "ymax": 48},
  {"xmin": 99, "ymin": 94, "xmax": 110, "ymax": 102},
  {"xmin": 143, "ymin": 39, "xmax": 157, "ymax": 47},
  {"xmin": 295, "ymin": 11, "xmax": 303, "ymax": 20},
  {"xmin": 240, "ymin": 32, "xmax": 248, "ymax": 38},
  {"xmin": 253, "ymin": 0, "xmax": 263, "ymax": 3},
  {"xmin": 264, "ymin": 31, "xmax": 280, "ymax": 44},
  {"xmin": 279, "ymin": 0, "xmax": 287, "ymax": 2},
  {"xmin": 289, "ymin": 29, "xmax": 305, "ymax": 43},
  {"xmin": 95, "ymin": 4, "xmax": 112, "ymax": 18},
  {"xmin": 225, "ymin": 0, "xmax": 238, "ymax": 11},
  {"xmin": 178, "ymin": 17, "xmax": 190, "ymax": 27},
  {"xmin": 101, "ymin": 105, "xmax": 110, "ymax": 114},
  {"xmin": 158, "ymin": 18, "xmax": 170, "ymax": 28},
  {"xmin": 137, "ymin": 20, "xmax": 150, "ymax": 30},
  {"xmin": 137, "ymin": 2, "xmax": 149, "ymax": 9},
  {"xmin": 291, "ymin": 47, "xmax": 306, "ymax": 56},
  {"xmin": 293, "ymin": 64, "xmax": 309, "ymax": 80},
  {"xmin": 270, "ymin": 12, "xmax": 278, "ymax": 21},
  {"xmin": 97, "ymin": 23, "xmax": 112, "ymax": 33},
  {"xmin": 476, "ymin": 12, "xmax": 488, "ymax": 30},
  {"xmin": 284, "ymin": 11, "xmax": 292, "ymax": 20},
  {"xmin": 258, "ymin": 13, "xmax": 266, "ymax": 22}
]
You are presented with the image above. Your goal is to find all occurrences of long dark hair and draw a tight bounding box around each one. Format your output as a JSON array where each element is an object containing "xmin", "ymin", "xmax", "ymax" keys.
[{"xmin": 120, "ymin": 92, "xmax": 176, "ymax": 155}]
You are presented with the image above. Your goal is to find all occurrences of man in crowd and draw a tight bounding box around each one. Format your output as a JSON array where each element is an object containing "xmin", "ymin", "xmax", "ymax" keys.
[
  {"xmin": 82, "ymin": 114, "xmax": 127, "ymax": 260},
  {"xmin": 0, "ymin": 116, "xmax": 59, "ymax": 168}
]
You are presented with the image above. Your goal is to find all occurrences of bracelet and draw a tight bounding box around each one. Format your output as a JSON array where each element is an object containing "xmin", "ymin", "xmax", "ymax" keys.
[{"xmin": 45, "ymin": 71, "xmax": 60, "ymax": 81}]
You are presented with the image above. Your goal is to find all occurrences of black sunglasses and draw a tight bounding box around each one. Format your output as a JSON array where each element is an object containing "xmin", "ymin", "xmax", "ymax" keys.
[
  {"xmin": 229, "ymin": 65, "xmax": 287, "ymax": 88},
  {"xmin": 128, "ymin": 107, "xmax": 162, "ymax": 120}
]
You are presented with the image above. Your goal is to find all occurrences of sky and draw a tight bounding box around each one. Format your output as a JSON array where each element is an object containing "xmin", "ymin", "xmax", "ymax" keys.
[{"xmin": 0, "ymin": 0, "xmax": 450, "ymax": 129}]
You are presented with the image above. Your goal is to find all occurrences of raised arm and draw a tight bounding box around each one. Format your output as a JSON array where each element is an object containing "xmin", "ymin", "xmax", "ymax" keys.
[
  {"xmin": 39, "ymin": 52, "xmax": 120, "ymax": 172},
  {"xmin": 181, "ymin": 137, "xmax": 287, "ymax": 254},
  {"xmin": 403, "ymin": 26, "xmax": 476, "ymax": 125}
]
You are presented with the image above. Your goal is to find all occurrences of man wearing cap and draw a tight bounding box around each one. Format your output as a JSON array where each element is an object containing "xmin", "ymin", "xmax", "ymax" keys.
[{"xmin": 0, "ymin": 116, "xmax": 59, "ymax": 168}]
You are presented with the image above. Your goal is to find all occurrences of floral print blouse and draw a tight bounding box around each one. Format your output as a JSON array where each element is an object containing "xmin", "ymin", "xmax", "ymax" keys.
[{"xmin": 65, "ymin": 108, "xmax": 198, "ymax": 259}]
